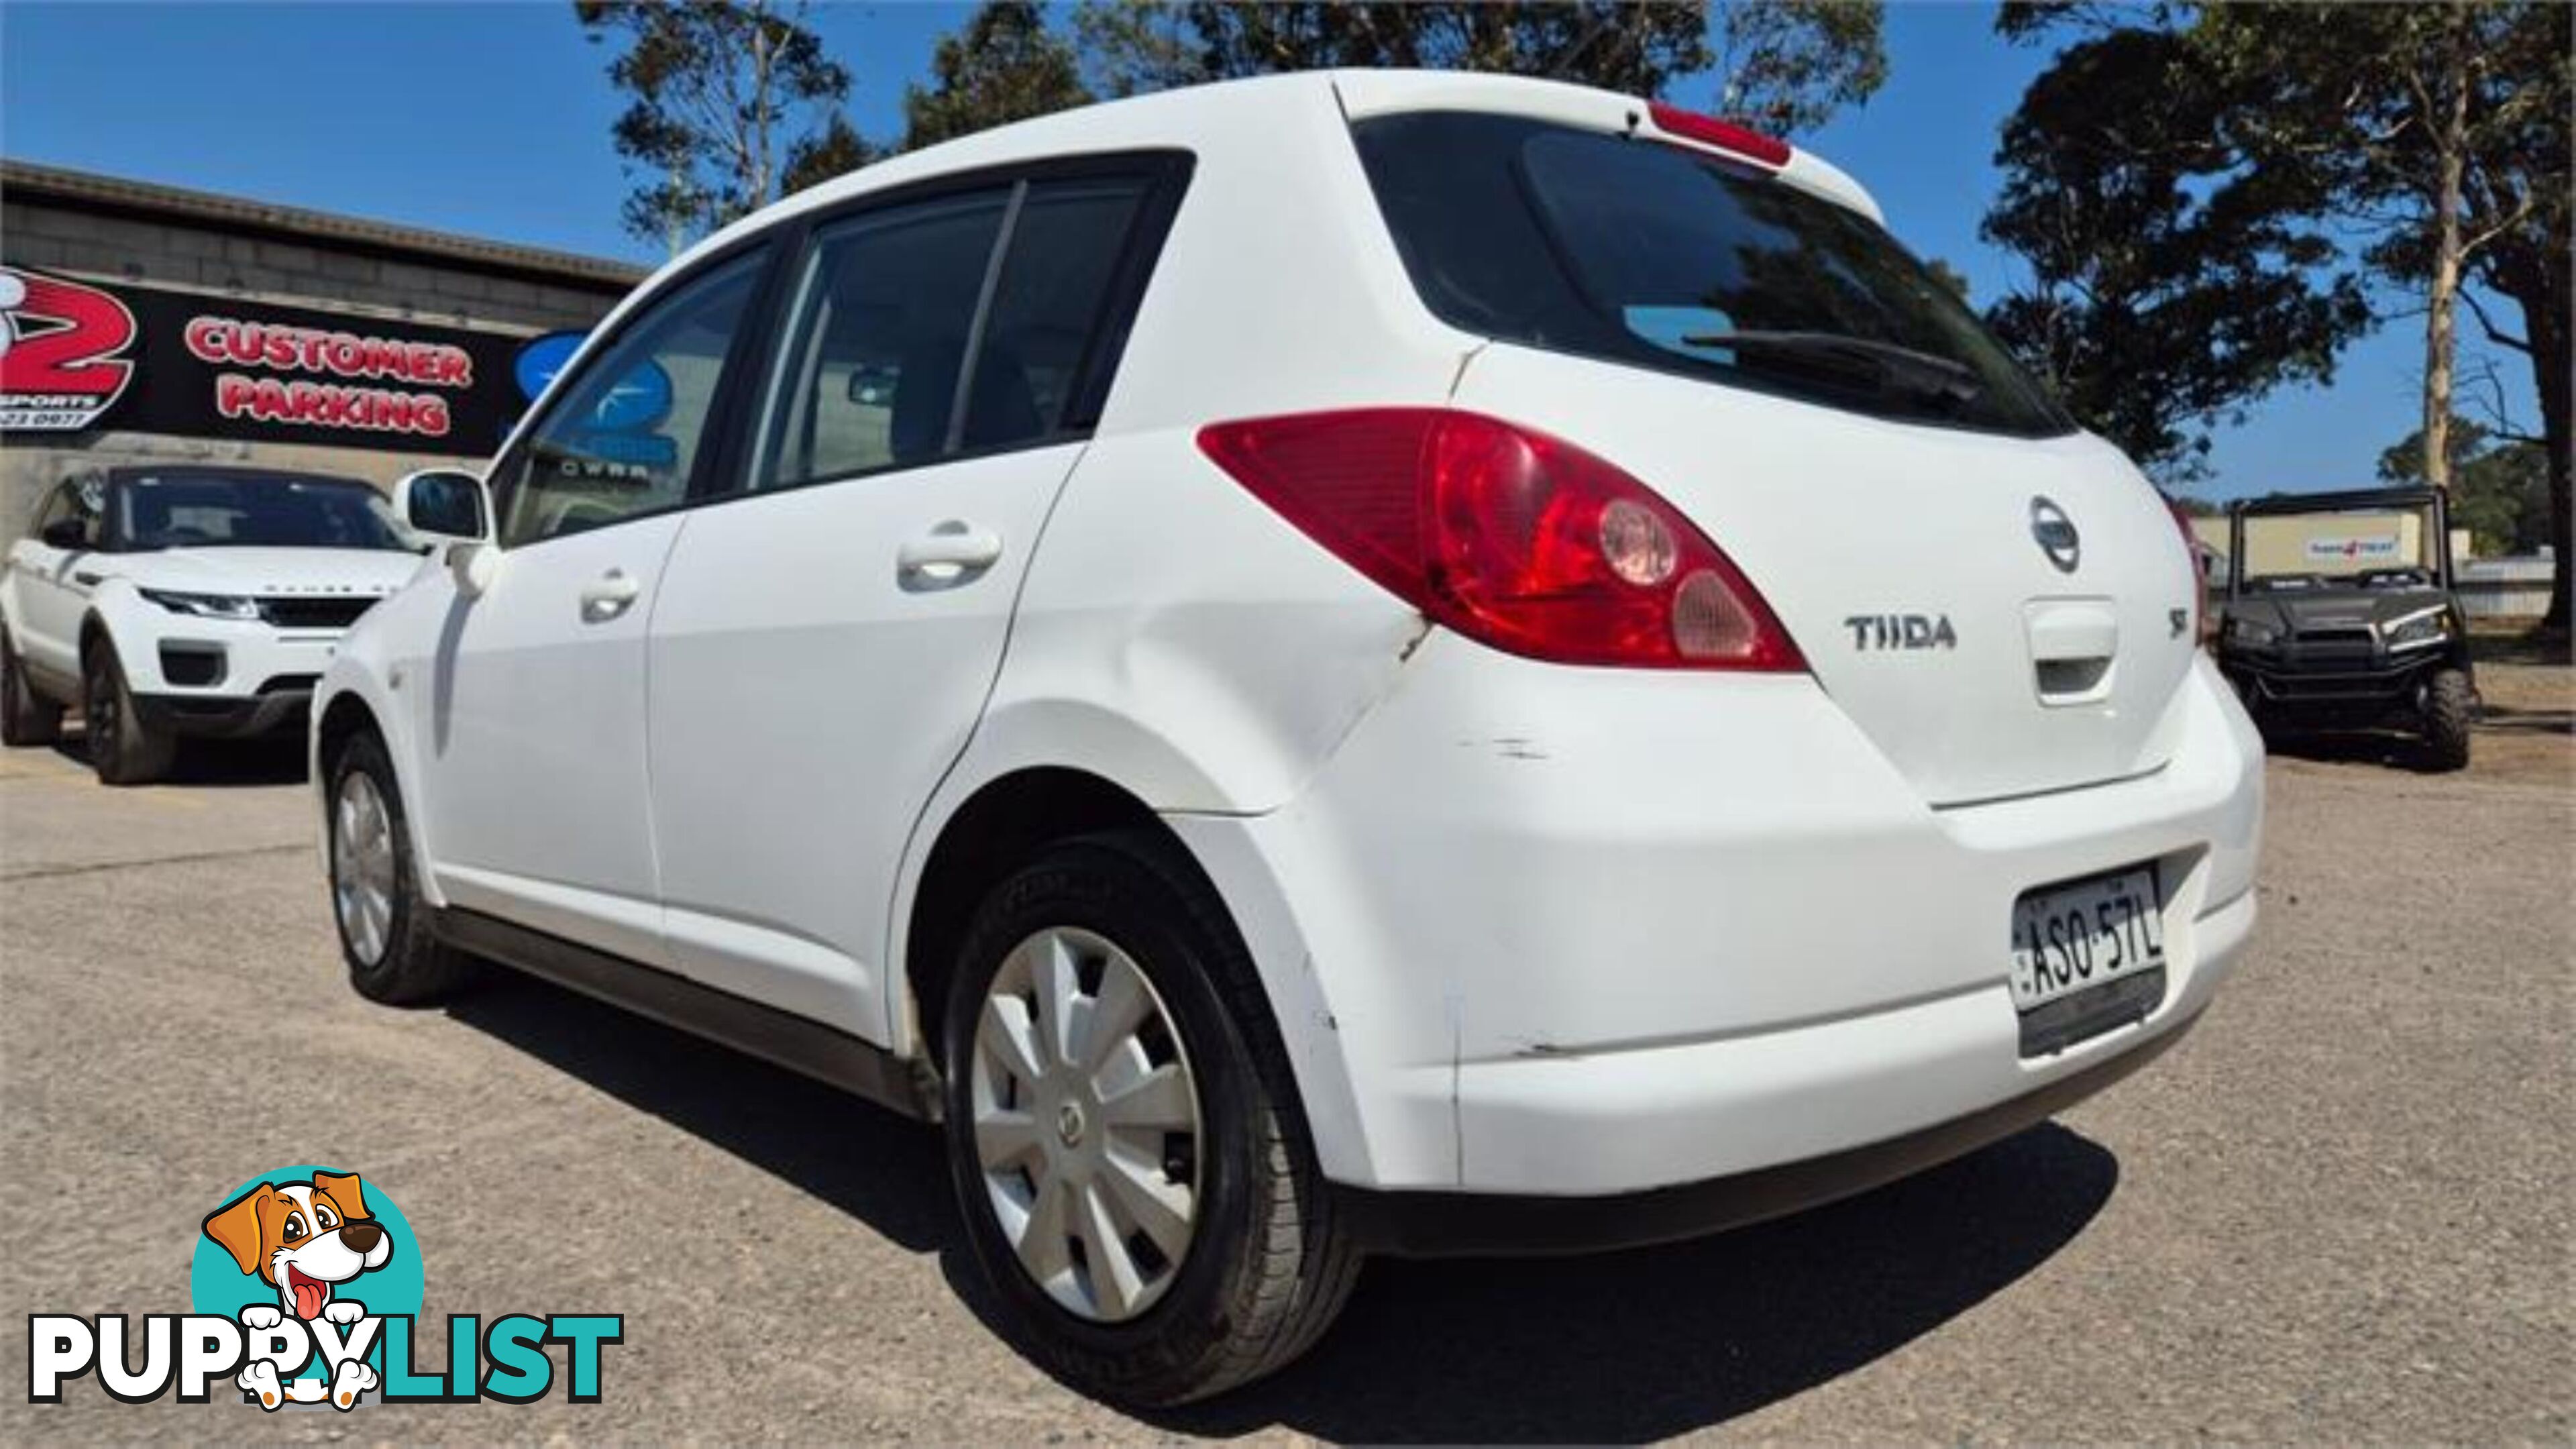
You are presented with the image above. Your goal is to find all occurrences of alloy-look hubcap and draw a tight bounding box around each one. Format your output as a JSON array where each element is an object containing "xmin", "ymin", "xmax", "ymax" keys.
[
  {"xmin": 85, "ymin": 660, "xmax": 116, "ymax": 757},
  {"xmin": 332, "ymin": 773, "xmax": 398, "ymax": 965},
  {"xmin": 970, "ymin": 926, "xmax": 1202, "ymax": 1324}
]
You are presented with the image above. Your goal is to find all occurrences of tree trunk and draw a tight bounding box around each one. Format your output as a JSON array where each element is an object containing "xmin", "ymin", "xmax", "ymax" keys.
[
  {"xmin": 2420, "ymin": 8, "xmax": 2472, "ymax": 496},
  {"xmin": 2488, "ymin": 234, "xmax": 2575, "ymax": 635},
  {"xmin": 2520, "ymin": 271, "xmax": 2573, "ymax": 635}
]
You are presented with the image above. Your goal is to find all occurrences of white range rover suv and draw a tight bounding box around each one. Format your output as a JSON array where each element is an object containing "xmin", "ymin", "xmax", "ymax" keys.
[
  {"xmin": 311, "ymin": 71, "xmax": 2263, "ymax": 1403},
  {"xmin": 1, "ymin": 464, "xmax": 430, "ymax": 783}
]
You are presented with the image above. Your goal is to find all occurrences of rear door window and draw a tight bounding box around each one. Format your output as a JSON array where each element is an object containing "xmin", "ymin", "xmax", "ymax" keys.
[
  {"xmin": 963, "ymin": 176, "xmax": 1153, "ymax": 450},
  {"xmin": 753, "ymin": 192, "xmax": 1011, "ymax": 490},
  {"xmin": 751, "ymin": 172, "xmax": 1162, "ymax": 490},
  {"xmin": 1354, "ymin": 111, "xmax": 2072, "ymax": 437}
]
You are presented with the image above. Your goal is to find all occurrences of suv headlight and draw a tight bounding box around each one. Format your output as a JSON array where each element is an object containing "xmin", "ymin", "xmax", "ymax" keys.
[
  {"xmin": 2382, "ymin": 607, "xmax": 2453, "ymax": 649},
  {"xmin": 2224, "ymin": 615, "xmax": 2277, "ymax": 647},
  {"xmin": 139, "ymin": 589, "xmax": 264, "ymax": 621}
]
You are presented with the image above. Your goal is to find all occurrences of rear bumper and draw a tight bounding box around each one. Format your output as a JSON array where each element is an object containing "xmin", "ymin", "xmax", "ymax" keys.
[
  {"xmin": 1171, "ymin": 638, "xmax": 2265, "ymax": 1199},
  {"xmin": 1338, "ymin": 1003, "xmax": 2204, "ymax": 1258}
]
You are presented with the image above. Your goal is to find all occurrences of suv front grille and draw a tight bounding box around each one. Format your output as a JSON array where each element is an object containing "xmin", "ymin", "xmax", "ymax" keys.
[{"xmin": 260, "ymin": 597, "xmax": 375, "ymax": 631}]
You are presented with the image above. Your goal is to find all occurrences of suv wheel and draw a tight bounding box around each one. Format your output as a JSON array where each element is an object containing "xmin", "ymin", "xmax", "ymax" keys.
[
  {"xmin": 83, "ymin": 639, "xmax": 174, "ymax": 785},
  {"xmin": 329, "ymin": 731, "xmax": 478, "ymax": 1004},
  {"xmin": 2421, "ymin": 667, "xmax": 2473, "ymax": 771},
  {"xmin": 940, "ymin": 832, "xmax": 1360, "ymax": 1406},
  {"xmin": 0, "ymin": 625, "xmax": 63, "ymax": 747}
]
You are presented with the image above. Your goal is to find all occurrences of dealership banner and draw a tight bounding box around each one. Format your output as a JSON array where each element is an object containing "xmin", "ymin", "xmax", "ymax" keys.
[{"xmin": 0, "ymin": 264, "xmax": 535, "ymax": 456}]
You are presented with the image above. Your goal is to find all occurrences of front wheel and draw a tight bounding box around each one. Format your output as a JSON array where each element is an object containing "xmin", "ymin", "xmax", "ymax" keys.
[
  {"xmin": 83, "ymin": 639, "xmax": 174, "ymax": 785},
  {"xmin": 2420, "ymin": 667, "xmax": 2473, "ymax": 771},
  {"xmin": 1, "ymin": 625, "xmax": 63, "ymax": 747},
  {"xmin": 940, "ymin": 832, "xmax": 1360, "ymax": 1407},
  {"xmin": 328, "ymin": 731, "xmax": 477, "ymax": 1004}
]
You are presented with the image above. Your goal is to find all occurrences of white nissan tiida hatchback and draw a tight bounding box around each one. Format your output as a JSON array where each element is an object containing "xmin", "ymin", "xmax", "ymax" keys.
[{"xmin": 313, "ymin": 70, "xmax": 2262, "ymax": 1403}]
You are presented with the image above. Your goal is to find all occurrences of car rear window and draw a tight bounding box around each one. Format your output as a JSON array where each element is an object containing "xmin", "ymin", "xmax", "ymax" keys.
[{"xmin": 1352, "ymin": 111, "xmax": 2073, "ymax": 438}]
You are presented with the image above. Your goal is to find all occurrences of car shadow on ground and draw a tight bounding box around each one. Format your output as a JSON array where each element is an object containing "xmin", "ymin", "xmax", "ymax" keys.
[
  {"xmin": 47, "ymin": 729, "xmax": 309, "ymax": 786},
  {"xmin": 2259, "ymin": 730, "xmax": 2445, "ymax": 772},
  {"xmin": 2477, "ymin": 702, "xmax": 2574, "ymax": 737},
  {"xmin": 1150, "ymin": 1124, "xmax": 2116, "ymax": 1442},
  {"xmin": 443, "ymin": 971, "xmax": 957, "ymax": 1253},
  {"xmin": 447, "ymin": 970, "xmax": 2119, "ymax": 1440}
]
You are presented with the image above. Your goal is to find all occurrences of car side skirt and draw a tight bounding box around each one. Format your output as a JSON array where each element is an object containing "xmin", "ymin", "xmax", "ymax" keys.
[
  {"xmin": 1332, "ymin": 1005, "xmax": 2203, "ymax": 1259},
  {"xmin": 433, "ymin": 906, "xmax": 939, "ymax": 1122}
]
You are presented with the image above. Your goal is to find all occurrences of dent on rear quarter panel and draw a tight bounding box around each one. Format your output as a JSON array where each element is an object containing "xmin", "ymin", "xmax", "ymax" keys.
[
  {"xmin": 885, "ymin": 81, "xmax": 1474, "ymax": 1167},
  {"xmin": 961, "ymin": 71, "xmax": 1478, "ymax": 814}
]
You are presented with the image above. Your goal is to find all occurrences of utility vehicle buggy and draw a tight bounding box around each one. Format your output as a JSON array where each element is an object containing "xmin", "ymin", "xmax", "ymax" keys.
[{"xmin": 2216, "ymin": 486, "xmax": 2476, "ymax": 769}]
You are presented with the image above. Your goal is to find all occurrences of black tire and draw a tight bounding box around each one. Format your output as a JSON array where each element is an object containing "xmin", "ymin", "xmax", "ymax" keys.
[
  {"xmin": 0, "ymin": 623, "xmax": 63, "ymax": 747},
  {"xmin": 2420, "ymin": 667, "xmax": 2473, "ymax": 771},
  {"xmin": 327, "ymin": 730, "xmax": 478, "ymax": 1004},
  {"xmin": 82, "ymin": 637, "xmax": 174, "ymax": 785},
  {"xmin": 940, "ymin": 831, "xmax": 1361, "ymax": 1407}
]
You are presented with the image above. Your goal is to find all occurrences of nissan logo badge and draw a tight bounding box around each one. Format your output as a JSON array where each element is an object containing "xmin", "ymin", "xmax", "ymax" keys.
[{"xmin": 2031, "ymin": 496, "xmax": 2080, "ymax": 574}]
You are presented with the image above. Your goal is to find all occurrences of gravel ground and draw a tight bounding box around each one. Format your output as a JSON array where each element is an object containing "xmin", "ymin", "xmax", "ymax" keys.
[{"xmin": 1, "ymin": 686, "xmax": 2568, "ymax": 1444}]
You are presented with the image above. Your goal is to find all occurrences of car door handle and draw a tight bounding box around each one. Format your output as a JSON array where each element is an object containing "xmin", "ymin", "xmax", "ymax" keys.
[
  {"xmin": 579, "ymin": 568, "xmax": 643, "ymax": 622},
  {"xmin": 73, "ymin": 571, "xmax": 101, "ymax": 587},
  {"xmin": 896, "ymin": 522, "xmax": 1003, "ymax": 582}
]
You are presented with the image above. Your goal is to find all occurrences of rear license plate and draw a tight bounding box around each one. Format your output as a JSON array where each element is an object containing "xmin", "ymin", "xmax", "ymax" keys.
[{"xmin": 2010, "ymin": 864, "xmax": 2166, "ymax": 1055}]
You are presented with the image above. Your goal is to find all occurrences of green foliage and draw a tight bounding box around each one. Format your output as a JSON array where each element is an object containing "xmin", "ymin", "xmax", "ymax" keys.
[
  {"xmin": 1709, "ymin": 0, "xmax": 1885, "ymax": 135},
  {"xmin": 904, "ymin": 1, "xmax": 1095, "ymax": 152},
  {"xmin": 576, "ymin": 0, "xmax": 853, "ymax": 247},
  {"xmin": 780, "ymin": 111, "xmax": 875, "ymax": 197},
  {"xmin": 1978, "ymin": 24, "xmax": 2369, "ymax": 481},
  {"xmin": 1073, "ymin": 2, "xmax": 1748, "ymax": 109},
  {"xmin": 1069, "ymin": 1, "xmax": 1887, "ymax": 133},
  {"xmin": 1990, "ymin": 1, "xmax": 2571, "ymax": 621},
  {"xmin": 1919, "ymin": 256, "xmax": 1970, "ymax": 303},
  {"xmin": 2377, "ymin": 417, "xmax": 2553, "ymax": 557}
]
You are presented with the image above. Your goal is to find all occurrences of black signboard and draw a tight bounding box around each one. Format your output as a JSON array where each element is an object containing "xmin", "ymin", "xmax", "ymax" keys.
[{"xmin": 1, "ymin": 264, "xmax": 535, "ymax": 457}]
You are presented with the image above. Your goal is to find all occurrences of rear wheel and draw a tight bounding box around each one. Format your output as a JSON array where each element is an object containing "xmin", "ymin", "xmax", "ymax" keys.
[
  {"xmin": 940, "ymin": 832, "xmax": 1360, "ymax": 1406},
  {"xmin": 329, "ymin": 731, "xmax": 477, "ymax": 1004},
  {"xmin": 0, "ymin": 625, "xmax": 63, "ymax": 747},
  {"xmin": 83, "ymin": 639, "xmax": 174, "ymax": 785},
  {"xmin": 2420, "ymin": 667, "xmax": 2473, "ymax": 771}
]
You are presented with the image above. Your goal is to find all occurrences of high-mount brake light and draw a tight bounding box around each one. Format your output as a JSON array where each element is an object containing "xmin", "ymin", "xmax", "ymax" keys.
[
  {"xmin": 1197, "ymin": 409, "xmax": 1804, "ymax": 672},
  {"xmin": 1645, "ymin": 102, "xmax": 1792, "ymax": 168}
]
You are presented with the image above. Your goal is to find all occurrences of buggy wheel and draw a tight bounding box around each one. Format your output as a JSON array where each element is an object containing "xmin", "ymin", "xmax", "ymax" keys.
[{"xmin": 2420, "ymin": 667, "xmax": 2473, "ymax": 771}]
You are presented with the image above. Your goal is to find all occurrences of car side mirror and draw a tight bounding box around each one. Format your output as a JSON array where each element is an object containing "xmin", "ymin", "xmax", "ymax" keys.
[
  {"xmin": 394, "ymin": 468, "xmax": 490, "ymax": 543},
  {"xmin": 38, "ymin": 519, "xmax": 88, "ymax": 549}
]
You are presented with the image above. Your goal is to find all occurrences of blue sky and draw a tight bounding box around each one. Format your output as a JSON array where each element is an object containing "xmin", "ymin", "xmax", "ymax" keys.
[{"xmin": 0, "ymin": 1, "xmax": 2534, "ymax": 502}]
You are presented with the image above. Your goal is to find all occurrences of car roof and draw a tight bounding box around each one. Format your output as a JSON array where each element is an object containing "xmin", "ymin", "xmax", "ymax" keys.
[{"xmin": 646, "ymin": 70, "xmax": 1884, "ymax": 303}]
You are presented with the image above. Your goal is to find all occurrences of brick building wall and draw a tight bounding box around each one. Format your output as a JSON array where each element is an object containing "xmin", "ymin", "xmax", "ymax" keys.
[{"xmin": 1, "ymin": 160, "xmax": 646, "ymax": 544}]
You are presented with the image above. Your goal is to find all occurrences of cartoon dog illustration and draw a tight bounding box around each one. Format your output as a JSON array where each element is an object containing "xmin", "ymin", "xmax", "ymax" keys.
[{"xmin": 203, "ymin": 1171, "xmax": 390, "ymax": 1409}]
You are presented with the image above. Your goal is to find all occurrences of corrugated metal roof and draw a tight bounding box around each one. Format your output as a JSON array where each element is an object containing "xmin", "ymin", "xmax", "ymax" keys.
[{"xmin": 1, "ymin": 157, "xmax": 647, "ymax": 292}]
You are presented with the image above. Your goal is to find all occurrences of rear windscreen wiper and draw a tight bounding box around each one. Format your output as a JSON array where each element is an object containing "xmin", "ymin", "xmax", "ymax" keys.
[{"xmin": 1680, "ymin": 329, "xmax": 1985, "ymax": 406}]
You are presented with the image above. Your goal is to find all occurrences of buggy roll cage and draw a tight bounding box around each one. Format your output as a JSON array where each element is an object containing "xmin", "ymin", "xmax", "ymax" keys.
[{"xmin": 2224, "ymin": 486, "xmax": 2453, "ymax": 599}]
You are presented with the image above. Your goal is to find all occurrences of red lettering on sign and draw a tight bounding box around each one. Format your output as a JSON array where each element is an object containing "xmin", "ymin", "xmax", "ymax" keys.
[
  {"xmin": 178, "ymin": 313, "xmax": 479, "ymax": 389},
  {"xmin": 3, "ymin": 271, "xmax": 139, "ymax": 399}
]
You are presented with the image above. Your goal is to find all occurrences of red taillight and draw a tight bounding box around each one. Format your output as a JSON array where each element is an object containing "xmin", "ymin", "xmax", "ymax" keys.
[
  {"xmin": 2163, "ymin": 494, "xmax": 2211, "ymax": 645},
  {"xmin": 1646, "ymin": 101, "xmax": 1792, "ymax": 168},
  {"xmin": 1197, "ymin": 409, "xmax": 1804, "ymax": 672}
]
